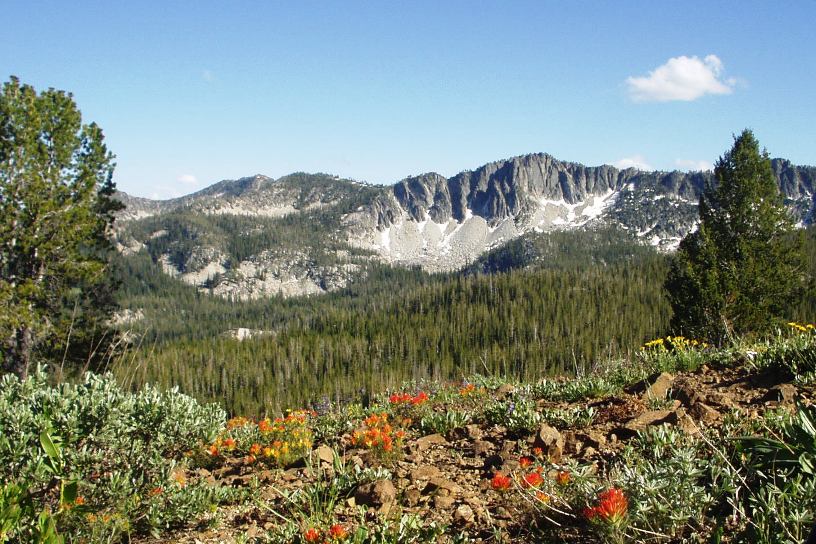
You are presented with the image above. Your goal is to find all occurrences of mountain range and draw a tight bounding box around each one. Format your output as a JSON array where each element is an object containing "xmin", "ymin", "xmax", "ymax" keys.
[{"xmin": 114, "ymin": 153, "xmax": 816, "ymax": 299}]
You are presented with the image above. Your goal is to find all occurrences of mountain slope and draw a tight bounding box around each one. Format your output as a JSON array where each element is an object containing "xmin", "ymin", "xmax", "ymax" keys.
[{"xmin": 114, "ymin": 154, "xmax": 816, "ymax": 297}]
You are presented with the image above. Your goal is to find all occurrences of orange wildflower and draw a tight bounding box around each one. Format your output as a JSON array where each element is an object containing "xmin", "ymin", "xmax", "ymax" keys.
[
  {"xmin": 536, "ymin": 491, "xmax": 551, "ymax": 503},
  {"xmin": 519, "ymin": 456, "xmax": 532, "ymax": 468},
  {"xmin": 491, "ymin": 472, "xmax": 512, "ymax": 491},
  {"xmin": 556, "ymin": 470, "xmax": 571, "ymax": 486},
  {"xmin": 303, "ymin": 527, "xmax": 321, "ymax": 542},
  {"xmin": 329, "ymin": 523, "xmax": 348, "ymax": 540},
  {"xmin": 460, "ymin": 383, "xmax": 476, "ymax": 395}
]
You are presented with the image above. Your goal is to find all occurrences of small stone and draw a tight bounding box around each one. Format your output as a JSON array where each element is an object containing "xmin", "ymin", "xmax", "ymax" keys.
[
  {"xmin": 533, "ymin": 423, "xmax": 564, "ymax": 462},
  {"xmin": 415, "ymin": 433, "xmax": 448, "ymax": 452},
  {"xmin": 616, "ymin": 410, "xmax": 673, "ymax": 438},
  {"xmin": 472, "ymin": 440, "xmax": 494, "ymax": 457},
  {"xmin": 315, "ymin": 445, "xmax": 334, "ymax": 465},
  {"xmin": 411, "ymin": 465, "xmax": 442, "ymax": 481},
  {"xmin": 689, "ymin": 403, "xmax": 720, "ymax": 425},
  {"xmin": 672, "ymin": 378, "xmax": 703, "ymax": 407},
  {"xmin": 496, "ymin": 384, "xmax": 516, "ymax": 398},
  {"xmin": 454, "ymin": 504, "xmax": 475, "ymax": 524},
  {"xmin": 355, "ymin": 480, "xmax": 397, "ymax": 514},
  {"xmin": 465, "ymin": 424, "xmax": 484, "ymax": 440},
  {"xmin": 403, "ymin": 487, "xmax": 421, "ymax": 507},
  {"xmin": 424, "ymin": 477, "xmax": 463, "ymax": 495},
  {"xmin": 434, "ymin": 494, "xmax": 456, "ymax": 509},
  {"xmin": 641, "ymin": 372, "xmax": 675, "ymax": 402},
  {"xmin": 764, "ymin": 384, "xmax": 797, "ymax": 405}
]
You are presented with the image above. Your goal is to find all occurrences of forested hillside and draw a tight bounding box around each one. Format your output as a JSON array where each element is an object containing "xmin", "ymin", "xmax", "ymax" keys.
[{"xmin": 113, "ymin": 227, "xmax": 816, "ymax": 414}]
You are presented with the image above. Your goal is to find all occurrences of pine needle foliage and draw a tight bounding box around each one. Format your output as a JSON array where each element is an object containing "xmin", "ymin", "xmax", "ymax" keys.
[
  {"xmin": 666, "ymin": 130, "xmax": 807, "ymax": 343},
  {"xmin": 0, "ymin": 76, "xmax": 123, "ymax": 377}
]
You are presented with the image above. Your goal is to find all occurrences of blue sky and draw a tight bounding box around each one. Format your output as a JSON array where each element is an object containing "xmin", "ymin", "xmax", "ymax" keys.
[{"xmin": 2, "ymin": 1, "xmax": 815, "ymax": 198}]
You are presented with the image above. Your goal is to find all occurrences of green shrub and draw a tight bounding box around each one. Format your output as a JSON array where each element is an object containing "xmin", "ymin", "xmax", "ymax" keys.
[
  {"xmin": 751, "ymin": 326, "xmax": 816, "ymax": 376},
  {"xmin": 0, "ymin": 368, "xmax": 234, "ymax": 541},
  {"xmin": 484, "ymin": 395, "xmax": 541, "ymax": 434},
  {"xmin": 615, "ymin": 426, "xmax": 714, "ymax": 540}
]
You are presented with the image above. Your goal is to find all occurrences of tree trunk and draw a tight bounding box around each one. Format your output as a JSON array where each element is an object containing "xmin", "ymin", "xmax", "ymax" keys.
[{"xmin": 4, "ymin": 326, "xmax": 33, "ymax": 379}]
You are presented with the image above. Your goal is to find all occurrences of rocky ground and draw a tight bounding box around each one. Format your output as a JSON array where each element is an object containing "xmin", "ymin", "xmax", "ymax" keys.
[{"xmin": 137, "ymin": 352, "xmax": 813, "ymax": 543}]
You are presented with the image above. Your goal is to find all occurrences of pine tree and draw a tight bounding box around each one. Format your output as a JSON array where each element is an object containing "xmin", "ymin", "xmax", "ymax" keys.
[
  {"xmin": 0, "ymin": 76, "xmax": 123, "ymax": 377},
  {"xmin": 666, "ymin": 129, "xmax": 806, "ymax": 343}
]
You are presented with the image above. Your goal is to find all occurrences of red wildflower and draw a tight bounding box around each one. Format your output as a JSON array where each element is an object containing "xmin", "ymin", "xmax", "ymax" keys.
[
  {"xmin": 411, "ymin": 392, "xmax": 429, "ymax": 405},
  {"xmin": 522, "ymin": 472, "xmax": 544, "ymax": 488},
  {"xmin": 585, "ymin": 487, "xmax": 628, "ymax": 525},
  {"xmin": 222, "ymin": 438, "xmax": 236, "ymax": 450},
  {"xmin": 532, "ymin": 447, "xmax": 544, "ymax": 457},
  {"xmin": 491, "ymin": 472, "xmax": 512, "ymax": 491},
  {"xmin": 207, "ymin": 444, "xmax": 219, "ymax": 456},
  {"xmin": 148, "ymin": 486, "xmax": 163, "ymax": 497},
  {"xmin": 329, "ymin": 523, "xmax": 348, "ymax": 540},
  {"xmin": 249, "ymin": 443, "xmax": 262, "ymax": 455},
  {"xmin": 519, "ymin": 456, "xmax": 532, "ymax": 468},
  {"xmin": 303, "ymin": 527, "xmax": 321, "ymax": 543},
  {"xmin": 556, "ymin": 470, "xmax": 571, "ymax": 486}
]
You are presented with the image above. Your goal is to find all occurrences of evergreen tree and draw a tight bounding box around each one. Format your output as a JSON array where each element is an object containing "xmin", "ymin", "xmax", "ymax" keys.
[
  {"xmin": 0, "ymin": 76, "xmax": 123, "ymax": 378},
  {"xmin": 666, "ymin": 129, "xmax": 806, "ymax": 343}
]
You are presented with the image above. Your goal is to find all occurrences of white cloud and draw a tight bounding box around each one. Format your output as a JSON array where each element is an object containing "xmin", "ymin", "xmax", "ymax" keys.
[
  {"xmin": 675, "ymin": 159, "xmax": 713, "ymax": 172},
  {"xmin": 177, "ymin": 174, "xmax": 198, "ymax": 185},
  {"xmin": 626, "ymin": 54, "xmax": 735, "ymax": 102},
  {"xmin": 614, "ymin": 155, "xmax": 652, "ymax": 171}
]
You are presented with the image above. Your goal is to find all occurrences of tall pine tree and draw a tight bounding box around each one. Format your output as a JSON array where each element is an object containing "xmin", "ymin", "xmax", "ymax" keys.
[
  {"xmin": 0, "ymin": 77, "xmax": 123, "ymax": 378},
  {"xmin": 666, "ymin": 129, "xmax": 806, "ymax": 343}
]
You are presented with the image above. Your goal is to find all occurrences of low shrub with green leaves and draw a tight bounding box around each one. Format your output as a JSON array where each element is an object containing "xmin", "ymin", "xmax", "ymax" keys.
[
  {"xmin": 733, "ymin": 403, "xmax": 816, "ymax": 543},
  {"xmin": 750, "ymin": 324, "xmax": 816, "ymax": 377},
  {"xmin": 417, "ymin": 409, "xmax": 472, "ymax": 435},
  {"xmin": 616, "ymin": 426, "xmax": 715, "ymax": 540},
  {"xmin": 0, "ymin": 368, "xmax": 237, "ymax": 542},
  {"xmin": 484, "ymin": 395, "xmax": 541, "ymax": 434}
]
